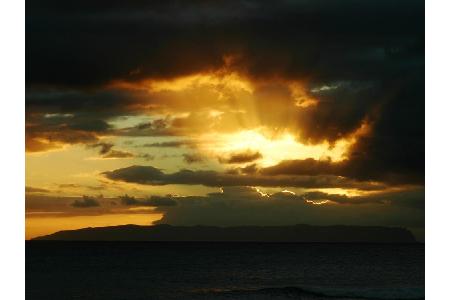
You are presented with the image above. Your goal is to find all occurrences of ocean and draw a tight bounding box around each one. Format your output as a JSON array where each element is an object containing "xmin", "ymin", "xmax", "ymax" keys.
[{"xmin": 26, "ymin": 242, "xmax": 424, "ymax": 300}]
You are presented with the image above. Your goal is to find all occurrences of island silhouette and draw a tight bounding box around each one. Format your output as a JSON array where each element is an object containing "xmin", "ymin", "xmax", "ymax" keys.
[{"xmin": 31, "ymin": 224, "xmax": 416, "ymax": 243}]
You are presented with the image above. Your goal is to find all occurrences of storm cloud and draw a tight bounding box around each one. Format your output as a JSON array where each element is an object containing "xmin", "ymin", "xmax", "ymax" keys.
[
  {"xmin": 26, "ymin": 0, "xmax": 424, "ymax": 188},
  {"xmin": 153, "ymin": 186, "xmax": 424, "ymax": 239},
  {"xmin": 219, "ymin": 150, "xmax": 263, "ymax": 164}
]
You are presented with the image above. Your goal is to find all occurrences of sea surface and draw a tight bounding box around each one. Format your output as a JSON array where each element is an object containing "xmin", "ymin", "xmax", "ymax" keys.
[{"xmin": 26, "ymin": 242, "xmax": 424, "ymax": 300}]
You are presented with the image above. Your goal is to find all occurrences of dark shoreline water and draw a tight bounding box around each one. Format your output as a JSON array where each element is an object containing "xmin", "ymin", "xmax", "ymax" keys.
[{"xmin": 26, "ymin": 241, "xmax": 424, "ymax": 300}]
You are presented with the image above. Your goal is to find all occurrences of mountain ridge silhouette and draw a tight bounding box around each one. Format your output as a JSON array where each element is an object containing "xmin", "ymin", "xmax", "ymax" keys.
[{"xmin": 31, "ymin": 224, "xmax": 416, "ymax": 243}]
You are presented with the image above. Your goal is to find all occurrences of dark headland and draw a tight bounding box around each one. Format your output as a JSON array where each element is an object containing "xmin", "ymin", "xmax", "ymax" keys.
[{"xmin": 31, "ymin": 224, "xmax": 416, "ymax": 243}]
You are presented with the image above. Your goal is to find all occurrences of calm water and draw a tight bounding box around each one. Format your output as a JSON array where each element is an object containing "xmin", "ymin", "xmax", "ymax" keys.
[{"xmin": 26, "ymin": 242, "xmax": 424, "ymax": 300}]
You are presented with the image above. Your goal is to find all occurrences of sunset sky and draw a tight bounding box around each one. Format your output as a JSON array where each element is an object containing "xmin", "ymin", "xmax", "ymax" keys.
[{"xmin": 25, "ymin": 0, "xmax": 424, "ymax": 240}]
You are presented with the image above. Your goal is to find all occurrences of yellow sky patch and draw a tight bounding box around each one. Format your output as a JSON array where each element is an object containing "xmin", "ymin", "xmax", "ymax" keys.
[{"xmin": 25, "ymin": 213, "xmax": 163, "ymax": 240}]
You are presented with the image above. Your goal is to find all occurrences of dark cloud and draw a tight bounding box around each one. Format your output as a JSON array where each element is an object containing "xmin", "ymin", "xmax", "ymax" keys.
[
  {"xmin": 262, "ymin": 159, "xmax": 338, "ymax": 176},
  {"xmin": 57, "ymin": 183, "xmax": 106, "ymax": 191},
  {"xmin": 25, "ymin": 186, "xmax": 50, "ymax": 193},
  {"xmin": 344, "ymin": 74, "xmax": 425, "ymax": 184},
  {"xmin": 137, "ymin": 119, "xmax": 168, "ymax": 130},
  {"xmin": 219, "ymin": 150, "xmax": 262, "ymax": 164},
  {"xmin": 88, "ymin": 142, "xmax": 114, "ymax": 155},
  {"xmin": 118, "ymin": 195, "xmax": 140, "ymax": 205},
  {"xmin": 26, "ymin": 194, "xmax": 162, "ymax": 217},
  {"xmin": 103, "ymin": 165, "xmax": 385, "ymax": 190},
  {"xmin": 140, "ymin": 140, "xmax": 195, "ymax": 148},
  {"xmin": 102, "ymin": 150, "xmax": 134, "ymax": 159},
  {"xmin": 183, "ymin": 153, "xmax": 204, "ymax": 164},
  {"xmin": 295, "ymin": 81, "xmax": 381, "ymax": 143},
  {"xmin": 137, "ymin": 153, "xmax": 155, "ymax": 161},
  {"xmin": 301, "ymin": 191, "xmax": 384, "ymax": 205},
  {"xmin": 120, "ymin": 194, "xmax": 177, "ymax": 207},
  {"xmin": 26, "ymin": 83, "xmax": 147, "ymax": 113},
  {"xmin": 86, "ymin": 142, "xmax": 135, "ymax": 159},
  {"xmin": 113, "ymin": 118, "xmax": 173, "ymax": 138},
  {"xmin": 71, "ymin": 195, "xmax": 100, "ymax": 208},
  {"xmin": 26, "ymin": 111, "xmax": 113, "ymax": 152},
  {"xmin": 145, "ymin": 196, "xmax": 178, "ymax": 207},
  {"xmin": 261, "ymin": 154, "xmax": 423, "ymax": 186},
  {"xmin": 86, "ymin": 185, "xmax": 107, "ymax": 191},
  {"xmin": 229, "ymin": 163, "xmax": 259, "ymax": 175},
  {"xmin": 26, "ymin": 121, "xmax": 104, "ymax": 152},
  {"xmin": 58, "ymin": 183, "xmax": 80, "ymax": 188},
  {"xmin": 24, "ymin": 88, "xmax": 153, "ymax": 152}
]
